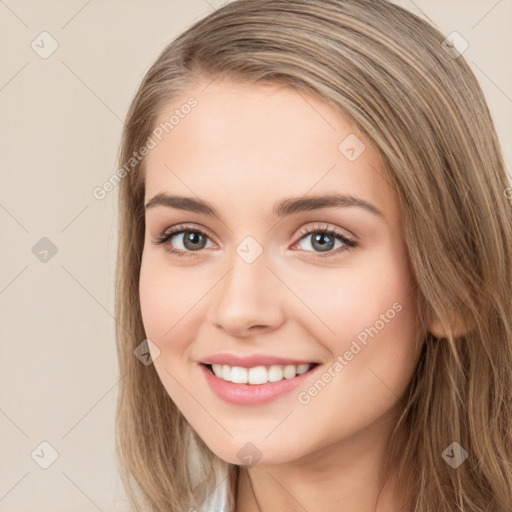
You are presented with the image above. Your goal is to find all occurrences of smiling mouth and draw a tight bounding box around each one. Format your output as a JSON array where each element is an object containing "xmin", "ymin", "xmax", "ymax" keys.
[{"xmin": 202, "ymin": 362, "xmax": 320, "ymax": 385}]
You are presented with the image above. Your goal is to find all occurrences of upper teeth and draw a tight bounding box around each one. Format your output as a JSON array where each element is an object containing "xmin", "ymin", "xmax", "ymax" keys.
[{"xmin": 211, "ymin": 363, "xmax": 312, "ymax": 385}]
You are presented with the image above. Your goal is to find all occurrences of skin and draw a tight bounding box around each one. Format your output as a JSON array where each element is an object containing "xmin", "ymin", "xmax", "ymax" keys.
[{"xmin": 139, "ymin": 78, "xmax": 426, "ymax": 512}]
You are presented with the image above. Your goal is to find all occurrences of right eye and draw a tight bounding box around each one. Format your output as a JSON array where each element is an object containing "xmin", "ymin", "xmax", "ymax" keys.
[{"xmin": 153, "ymin": 224, "xmax": 216, "ymax": 257}]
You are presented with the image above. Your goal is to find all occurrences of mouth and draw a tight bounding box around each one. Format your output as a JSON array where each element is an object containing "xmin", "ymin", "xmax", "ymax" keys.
[
  {"xmin": 201, "ymin": 362, "xmax": 320, "ymax": 385},
  {"xmin": 199, "ymin": 361, "xmax": 321, "ymax": 405}
]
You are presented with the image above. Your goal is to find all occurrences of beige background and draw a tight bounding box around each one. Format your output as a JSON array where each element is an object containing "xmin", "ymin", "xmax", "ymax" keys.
[{"xmin": 0, "ymin": 1, "xmax": 510, "ymax": 511}]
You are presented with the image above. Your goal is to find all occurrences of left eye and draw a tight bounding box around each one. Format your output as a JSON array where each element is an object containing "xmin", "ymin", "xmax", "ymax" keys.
[
  {"xmin": 292, "ymin": 225, "xmax": 357, "ymax": 257},
  {"xmin": 296, "ymin": 231, "xmax": 346, "ymax": 253}
]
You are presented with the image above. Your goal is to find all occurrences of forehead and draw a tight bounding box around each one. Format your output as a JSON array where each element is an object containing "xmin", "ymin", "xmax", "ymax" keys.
[{"xmin": 144, "ymin": 79, "xmax": 398, "ymax": 220}]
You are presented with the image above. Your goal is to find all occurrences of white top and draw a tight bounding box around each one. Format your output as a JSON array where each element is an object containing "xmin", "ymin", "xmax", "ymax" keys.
[
  {"xmin": 114, "ymin": 468, "xmax": 232, "ymax": 512},
  {"xmin": 199, "ymin": 475, "xmax": 231, "ymax": 511},
  {"xmin": 188, "ymin": 436, "xmax": 234, "ymax": 512},
  {"xmin": 114, "ymin": 436, "xmax": 234, "ymax": 511}
]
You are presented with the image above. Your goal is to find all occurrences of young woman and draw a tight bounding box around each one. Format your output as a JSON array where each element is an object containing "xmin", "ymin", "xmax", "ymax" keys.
[{"xmin": 114, "ymin": 1, "xmax": 512, "ymax": 511}]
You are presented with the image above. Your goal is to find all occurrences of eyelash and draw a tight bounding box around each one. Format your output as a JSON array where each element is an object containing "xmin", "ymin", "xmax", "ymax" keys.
[{"xmin": 152, "ymin": 223, "xmax": 358, "ymax": 259}]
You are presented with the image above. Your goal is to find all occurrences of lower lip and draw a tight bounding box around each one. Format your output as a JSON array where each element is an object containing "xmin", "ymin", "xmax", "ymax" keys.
[{"xmin": 199, "ymin": 363, "xmax": 320, "ymax": 405}]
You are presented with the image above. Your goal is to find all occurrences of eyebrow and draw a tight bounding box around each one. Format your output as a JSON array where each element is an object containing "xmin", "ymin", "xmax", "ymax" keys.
[{"xmin": 144, "ymin": 192, "xmax": 385, "ymax": 220}]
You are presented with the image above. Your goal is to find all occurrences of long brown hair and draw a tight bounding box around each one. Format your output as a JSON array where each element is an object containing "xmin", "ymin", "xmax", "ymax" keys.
[{"xmin": 114, "ymin": 1, "xmax": 512, "ymax": 510}]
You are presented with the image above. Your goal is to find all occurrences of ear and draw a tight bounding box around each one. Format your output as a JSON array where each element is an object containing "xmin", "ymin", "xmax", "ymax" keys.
[{"xmin": 428, "ymin": 309, "xmax": 474, "ymax": 338}]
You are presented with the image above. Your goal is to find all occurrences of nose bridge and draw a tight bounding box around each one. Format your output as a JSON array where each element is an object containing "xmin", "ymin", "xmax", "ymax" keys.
[
  {"xmin": 220, "ymin": 244, "xmax": 273, "ymax": 310},
  {"xmin": 209, "ymin": 240, "xmax": 284, "ymax": 335}
]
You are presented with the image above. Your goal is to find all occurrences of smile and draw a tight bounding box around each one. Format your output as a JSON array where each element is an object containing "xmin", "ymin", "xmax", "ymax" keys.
[
  {"xmin": 199, "ymin": 362, "xmax": 321, "ymax": 405},
  {"xmin": 208, "ymin": 363, "xmax": 315, "ymax": 384}
]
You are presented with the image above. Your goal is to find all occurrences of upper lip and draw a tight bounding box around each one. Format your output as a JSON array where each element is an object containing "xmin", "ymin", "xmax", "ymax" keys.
[{"xmin": 200, "ymin": 352, "xmax": 319, "ymax": 368}]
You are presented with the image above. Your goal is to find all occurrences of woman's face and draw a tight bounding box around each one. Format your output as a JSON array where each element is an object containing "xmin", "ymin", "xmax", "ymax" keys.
[{"xmin": 139, "ymin": 79, "xmax": 422, "ymax": 466}]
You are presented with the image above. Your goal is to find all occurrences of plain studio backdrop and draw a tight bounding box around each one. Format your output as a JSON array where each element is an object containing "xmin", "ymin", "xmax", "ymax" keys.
[{"xmin": 0, "ymin": 1, "xmax": 511, "ymax": 511}]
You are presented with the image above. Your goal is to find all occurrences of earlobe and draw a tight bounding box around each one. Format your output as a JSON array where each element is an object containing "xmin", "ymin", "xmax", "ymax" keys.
[{"xmin": 428, "ymin": 311, "xmax": 474, "ymax": 338}]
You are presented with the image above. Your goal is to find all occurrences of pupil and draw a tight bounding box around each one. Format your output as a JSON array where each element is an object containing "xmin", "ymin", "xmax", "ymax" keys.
[
  {"xmin": 312, "ymin": 233, "xmax": 334, "ymax": 252},
  {"xmin": 184, "ymin": 232, "xmax": 205, "ymax": 250}
]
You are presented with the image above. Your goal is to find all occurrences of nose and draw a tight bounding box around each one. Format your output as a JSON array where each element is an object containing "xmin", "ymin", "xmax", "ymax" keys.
[{"xmin": 208, "ymin": 250, "xmax": 286, "ymax": 339}]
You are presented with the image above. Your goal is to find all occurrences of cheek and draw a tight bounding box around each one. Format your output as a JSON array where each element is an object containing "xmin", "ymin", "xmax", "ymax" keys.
[
  {"xmin": 296, "ymin": 243, "xmax": 420, "ymax": 394},
  {"xmin": 138, "ymin": 253, "xmax": 210, "ymax": 414},
  {"xmin": 138, "ymin": 252, "xmax": 206, "ymax": 358},
  {"xmin": 298, "ymin": 247, "xmax": 416, "ymax": 347},
  {"xmin": 298, "ymin": 246, "xmax": 420, "ymax": 415}
]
